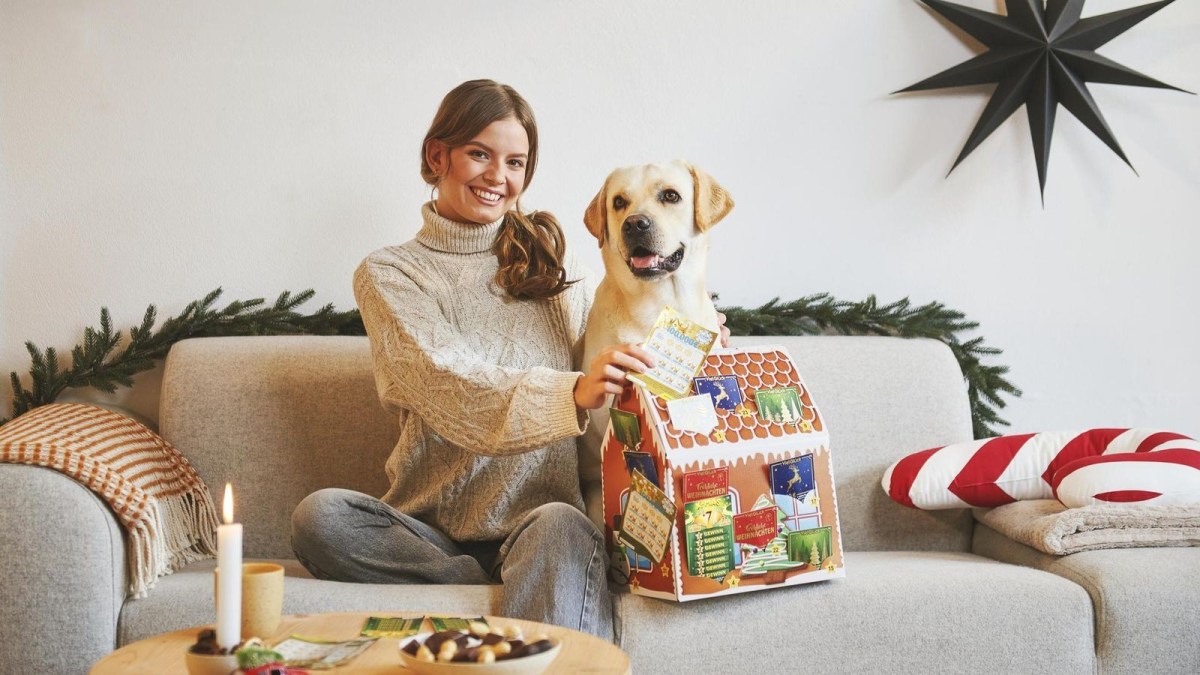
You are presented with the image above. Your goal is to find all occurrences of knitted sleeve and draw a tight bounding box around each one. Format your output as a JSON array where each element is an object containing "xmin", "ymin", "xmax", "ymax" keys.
[{"xmin": 354, "ymin": 258, "xmax": 587, "ymax": 457}]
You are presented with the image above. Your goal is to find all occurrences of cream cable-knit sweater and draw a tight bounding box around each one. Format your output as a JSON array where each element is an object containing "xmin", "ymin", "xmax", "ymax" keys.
[{"xmin": 353, "ymin": 203, "xmax": 595, "ymax": 542}]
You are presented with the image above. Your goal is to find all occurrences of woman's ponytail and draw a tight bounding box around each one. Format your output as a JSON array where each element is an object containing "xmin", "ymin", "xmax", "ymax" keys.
[{"xmin": 493, "ymin": 209, "xmax": 576, "ymax": 300}]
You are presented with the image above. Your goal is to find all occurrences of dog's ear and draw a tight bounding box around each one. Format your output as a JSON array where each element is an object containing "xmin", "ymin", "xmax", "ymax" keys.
[
  {"xmin": 583, "ymin": 183, "xmax": 608, "ymax": 248},
  {"xmin": 689, "ymin": 163, "xmax": 734, "ymax": 232}
]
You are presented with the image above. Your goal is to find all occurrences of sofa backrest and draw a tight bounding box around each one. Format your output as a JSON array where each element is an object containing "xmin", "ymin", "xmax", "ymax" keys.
[
  {"xmin": 734, "ymin": 335, "xmax": 974, "ymax": 552},
  {"xmin": 160, "ymin": 334, "xmax": 975, "ymax": 557},
  {"xmin": 160, "ymin": 336, "xmax": 397, "ymax": 558}
]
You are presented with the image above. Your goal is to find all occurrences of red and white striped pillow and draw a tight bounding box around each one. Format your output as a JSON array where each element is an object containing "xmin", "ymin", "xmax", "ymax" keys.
[
  {"xmin": 882, "ymin": 428, "xmax": 1199, "ymax": 509},
  {"xmin": 1052, "ymin": 449, "xmax": 1200, "ymax": 508}
]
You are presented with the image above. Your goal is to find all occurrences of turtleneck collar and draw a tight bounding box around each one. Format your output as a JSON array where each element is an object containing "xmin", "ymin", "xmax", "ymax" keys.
[{"xmin": 415, "ymin": 201, "xmax": 505, "ymax": 254}]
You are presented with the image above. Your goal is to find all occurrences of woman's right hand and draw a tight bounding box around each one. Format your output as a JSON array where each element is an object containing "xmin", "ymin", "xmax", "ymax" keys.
[{"xmin": 574, "ymin": 343, "xmax": 657, "ymax": 410}]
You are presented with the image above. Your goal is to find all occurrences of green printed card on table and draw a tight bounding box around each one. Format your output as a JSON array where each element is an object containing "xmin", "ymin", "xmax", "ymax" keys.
[{"xmin": 361, "ymin": 616, "xmax": 424, "ymax": 638}]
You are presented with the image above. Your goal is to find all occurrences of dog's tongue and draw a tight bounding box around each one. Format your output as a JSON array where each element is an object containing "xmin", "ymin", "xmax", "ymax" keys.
[{"xmin": 631, "ymin": 254, "xmax": 661, "ymax": 270}]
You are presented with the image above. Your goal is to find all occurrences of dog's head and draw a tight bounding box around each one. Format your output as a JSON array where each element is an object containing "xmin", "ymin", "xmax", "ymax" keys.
[{"xmin": 583, "ymin": 160, "xmax": 733, "ymax": 281}]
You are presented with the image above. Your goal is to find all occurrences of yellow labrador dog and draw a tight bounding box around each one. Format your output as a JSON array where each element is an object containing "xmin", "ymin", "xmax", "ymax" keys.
[{"xmin": 578, "ymin": 159, "xmax": 734, "ymax": 528}]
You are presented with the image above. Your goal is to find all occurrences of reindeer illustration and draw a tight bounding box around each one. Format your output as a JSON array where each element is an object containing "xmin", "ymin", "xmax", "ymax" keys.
[
  {"xmin": 711, "ymin": 382, "xmax": 730, "ymax": 408},
  {"xmin": 784, "ymin": 465, "xmax": 804, "ymax": 494}
]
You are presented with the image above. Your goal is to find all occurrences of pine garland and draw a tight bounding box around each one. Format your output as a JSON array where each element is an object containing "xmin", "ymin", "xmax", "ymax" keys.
[
  {"xmin": 720, "ymin": 294, "xmax": 1020, "ymax": 438},
  {"xmin": 2, "ymin": 288, "xmax": 361, "ymax": 425},
  {"xmin": 2, "ymin": 288, "xmax": 1018, "ymax": 437}
]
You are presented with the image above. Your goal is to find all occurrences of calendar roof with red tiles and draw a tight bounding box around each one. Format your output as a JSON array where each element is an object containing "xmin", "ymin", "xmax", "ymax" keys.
[
  {"xmin": 648, "ymin": 346, "xmax": 826, "ymax": 456},
  {"xmin": 601, "ymin": 344, "xmax": 845, "ymax": 602}
]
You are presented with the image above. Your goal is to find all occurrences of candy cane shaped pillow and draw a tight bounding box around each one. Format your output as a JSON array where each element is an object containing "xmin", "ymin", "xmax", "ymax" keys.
[
  {"xmin": 882, "ymin": 428, "xmax": 1198, "ymax": 509},
  {"xmin": 1052, "ymin": 449, "xmax": 1200, "ymax": 508}
]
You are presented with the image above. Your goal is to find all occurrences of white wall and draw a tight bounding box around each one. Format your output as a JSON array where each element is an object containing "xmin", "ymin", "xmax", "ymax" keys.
[{"xmin": 2, "ymin": 0, "xmax": 1198, "ymax": 436}]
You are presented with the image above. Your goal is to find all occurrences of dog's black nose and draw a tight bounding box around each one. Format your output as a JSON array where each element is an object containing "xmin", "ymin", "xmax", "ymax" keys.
[{"xmin": 622, "ymin": 215, "xmax": 651, "ymax": 235}]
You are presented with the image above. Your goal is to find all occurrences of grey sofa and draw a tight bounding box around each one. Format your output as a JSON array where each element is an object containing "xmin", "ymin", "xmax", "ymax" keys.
[{"xmin": 2, "ymin": 335, "xmax": 1197, "ymax": 674}]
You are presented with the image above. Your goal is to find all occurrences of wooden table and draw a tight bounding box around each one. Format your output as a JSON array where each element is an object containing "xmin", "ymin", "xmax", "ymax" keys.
[{"xmin": 91, "ymin": 612, "xmax": 630, "ymax": 674}]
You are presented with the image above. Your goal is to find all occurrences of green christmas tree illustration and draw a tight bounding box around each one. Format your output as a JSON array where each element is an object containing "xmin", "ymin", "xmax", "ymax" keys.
[{"xmin": 740, "ymin": 533, "xmax": 804, "ymax": 577}]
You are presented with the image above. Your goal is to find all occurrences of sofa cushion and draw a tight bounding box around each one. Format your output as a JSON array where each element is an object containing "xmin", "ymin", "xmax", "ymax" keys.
[
  {"xmin": 614, "ymin": 551, "xmax": 1095, "ymax": 674},
  {"xmin": 883, "ymin": 428, "xmax": 1196, "ymax": 510},
  {"xmin": 974, "ymin": 523, "xmax": 1200, "ymax": 674},
  {"xmin": 117, "ymin": 558, "xmax": 501, "ymax": 646},
  {"xmin": 1052, "ymin": 450, "xmax": 1200, "ymax": 508}
]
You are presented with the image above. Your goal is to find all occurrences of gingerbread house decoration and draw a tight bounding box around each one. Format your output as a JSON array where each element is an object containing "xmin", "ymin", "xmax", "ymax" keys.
[{"xmin": 602, "ymin": 345, "xmax": 845, "ymax": 601}]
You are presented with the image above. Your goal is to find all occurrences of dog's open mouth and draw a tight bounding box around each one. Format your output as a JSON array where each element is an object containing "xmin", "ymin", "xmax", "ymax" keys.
[{"xmin": 627, "ymin": 246, "xmax": 685, "ymax": 278}]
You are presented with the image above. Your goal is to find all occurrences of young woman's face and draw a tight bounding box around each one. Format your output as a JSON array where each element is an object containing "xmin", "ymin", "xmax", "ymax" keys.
[{"xmin": 431, "ymin": 116, "xmax": 530, "ymax": 225}]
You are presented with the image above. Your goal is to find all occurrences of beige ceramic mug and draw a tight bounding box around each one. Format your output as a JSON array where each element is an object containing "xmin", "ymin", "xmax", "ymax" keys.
[{"xmin": 214, "ymin": 562, "xmax": 285, "ymax": 639}]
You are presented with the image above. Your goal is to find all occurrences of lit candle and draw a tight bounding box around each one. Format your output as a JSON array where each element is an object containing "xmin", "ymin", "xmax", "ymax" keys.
[{"xmin": 216, "ymin": 483, "xmax": 242, "ymax": 650}]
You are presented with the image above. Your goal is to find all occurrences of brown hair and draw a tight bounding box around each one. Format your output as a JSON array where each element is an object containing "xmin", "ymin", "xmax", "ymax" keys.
[{"xmin": 421, "ymin": 79, "xmax": 574, "ymax": 301}]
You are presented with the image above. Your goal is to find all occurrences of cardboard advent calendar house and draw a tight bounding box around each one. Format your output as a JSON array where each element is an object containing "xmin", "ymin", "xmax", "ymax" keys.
[{"xmin": 602, "ymin": 335, "xmax": 845, "ymax": 601}]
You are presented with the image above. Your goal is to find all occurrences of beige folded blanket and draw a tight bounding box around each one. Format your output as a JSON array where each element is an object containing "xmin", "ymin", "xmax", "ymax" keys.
[{"xmin": 975, "ymin": 499, "xmax": 1200, "ymax": 555}]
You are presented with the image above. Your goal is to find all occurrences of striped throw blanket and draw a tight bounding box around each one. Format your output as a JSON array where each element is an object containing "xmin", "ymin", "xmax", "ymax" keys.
[{"xmin": 0, "ymin": 403, "xmax": 218, "ymax": 597}]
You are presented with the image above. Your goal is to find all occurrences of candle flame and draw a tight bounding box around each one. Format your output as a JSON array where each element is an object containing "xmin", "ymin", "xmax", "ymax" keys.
[{"xmin": 223, "ymin": 483, "xmax": 234, "ymax": 524}]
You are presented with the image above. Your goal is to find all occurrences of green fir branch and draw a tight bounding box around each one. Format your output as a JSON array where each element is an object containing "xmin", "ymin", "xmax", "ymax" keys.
[
  {"xmin": 1, "ymin": 287, "xmax": 359, "ymax": 425},
  {"xmin": 2, "ymin": 288, "xmax": 1019, "ymax": 437},
  {"xmin": 720, "ymin": 294, "xmax": 1021, "ymax": 438}
]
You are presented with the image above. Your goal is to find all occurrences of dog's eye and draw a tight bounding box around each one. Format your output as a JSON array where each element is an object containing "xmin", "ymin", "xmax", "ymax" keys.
[
  {"xmin": 612, "ymin": 196, "xmax": 627, "ymax": 210},
  {"xmin": 660, "ymin": 189, "xmax": 681, "ymax": 204}
]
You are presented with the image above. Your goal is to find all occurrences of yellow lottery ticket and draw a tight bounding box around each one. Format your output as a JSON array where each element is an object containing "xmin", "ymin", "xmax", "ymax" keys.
[{"xmin": 628, "ymin": 306, "xmax": 719, "ymax": 400}]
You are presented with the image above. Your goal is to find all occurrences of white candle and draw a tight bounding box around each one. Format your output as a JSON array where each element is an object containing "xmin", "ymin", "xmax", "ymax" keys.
[{"xmin": 216, "ymin": 483, "xmax": 243, "ymax": 650}]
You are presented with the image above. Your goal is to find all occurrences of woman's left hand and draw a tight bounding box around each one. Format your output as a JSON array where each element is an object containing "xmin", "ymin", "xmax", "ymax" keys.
[{"xmin": 717, "ymin": 312, "xmax": 731, "ymax": 348}]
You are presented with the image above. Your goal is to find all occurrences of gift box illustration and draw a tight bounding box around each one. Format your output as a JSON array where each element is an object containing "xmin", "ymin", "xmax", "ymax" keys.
[{"xmin": 603, "ymin": 342, "xmax": 846, "ymax": 601}]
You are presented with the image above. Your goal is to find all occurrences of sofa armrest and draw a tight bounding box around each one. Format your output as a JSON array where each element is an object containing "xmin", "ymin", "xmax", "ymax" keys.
[{"xmin": 0, "ymin": 464, "xmax": 127, "ymax": 674}]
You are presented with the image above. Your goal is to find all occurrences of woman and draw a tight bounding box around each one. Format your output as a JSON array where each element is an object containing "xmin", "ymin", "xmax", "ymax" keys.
[{"xmin": 290, "ymin": 80, "xmax": 659, "ymax": 640}]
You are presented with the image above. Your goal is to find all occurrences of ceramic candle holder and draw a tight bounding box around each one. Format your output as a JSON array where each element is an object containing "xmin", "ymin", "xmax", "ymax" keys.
[{"xmin": 214, "ymin": 562, "xmax": 285, "ymax": 640}]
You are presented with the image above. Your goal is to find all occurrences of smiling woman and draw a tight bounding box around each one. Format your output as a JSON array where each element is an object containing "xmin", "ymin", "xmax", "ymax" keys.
[{"xmin": 288, "ymin": 79, "xmax": 659, "ymax": 644}]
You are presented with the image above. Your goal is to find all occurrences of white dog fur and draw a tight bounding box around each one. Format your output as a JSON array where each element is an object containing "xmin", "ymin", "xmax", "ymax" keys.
[{"xmin": 578, "ymin": 159, "xmax": 734, "ymax": 528}]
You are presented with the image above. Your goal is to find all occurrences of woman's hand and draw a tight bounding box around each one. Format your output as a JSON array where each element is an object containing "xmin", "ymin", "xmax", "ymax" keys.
[
  {"xmin": 574, "ymin": 343, "xmax": 657, "ymax": 410},
  {"xmin": 717, "ymin": 312, "xmax": 731, "ymax": 348}
]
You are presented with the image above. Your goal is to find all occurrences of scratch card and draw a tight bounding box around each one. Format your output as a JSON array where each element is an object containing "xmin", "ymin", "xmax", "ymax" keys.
[
  {"xmin": 770, "ymin": 453, "xmax": 815, "ymax": 499},
  {"xmin": 628, "ymin": 306, "xmax": 718, "ymax": 400},
  {"xmin": 666, "ymin": 394, "xmax": 718, "ymax": 434},
  {"xmin": 623, "ymin": 450, "xmax": 659, "ymax": 487},
  {"xmin": 682, "ymin": 466, "xmax": 728, "ymax": 502},
  {"xmin": 732, "ymin": 507, "xmax": 779, "ymax": 548},
  {"xmin": 361, "ymin": 616, "xmax": 424, "ymax": 638},
  {"xmin": 754, "ymin": 386, "xmax": 804, "ymax": 425},
  {"xmin": 787, "ymin": 526, "xmax": 833, "ymax": 566},
  {"xmin": 684, "ymin": 495, "xmax": 735, "ymax": 579},
  {"xmin": 610, "ymin": 408, "xmax": 642, "ymax": 450},
  {"xmin": 693, "ymin": 375, "xmax": 742, "ymax": 410},
  {"xmin": 618, "ymin": 469, "xmax": 676, "ymax": 563}
]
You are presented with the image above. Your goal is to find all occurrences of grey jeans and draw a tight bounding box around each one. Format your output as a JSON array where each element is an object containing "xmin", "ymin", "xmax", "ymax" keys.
[{"xmin": 290, "ymin": 488, "xmax": 613, "ymax": 640}]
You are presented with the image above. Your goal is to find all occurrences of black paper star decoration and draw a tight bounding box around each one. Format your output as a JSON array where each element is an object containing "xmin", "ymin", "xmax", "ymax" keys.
[{"xmin": 897, "ymin": 0, "xmax": 1192, "ymax": 199}]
